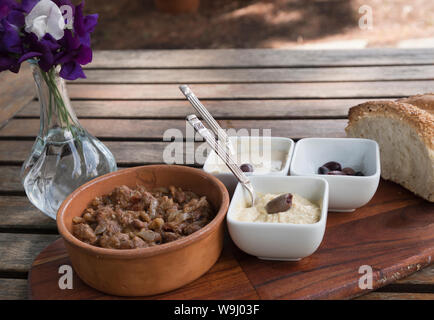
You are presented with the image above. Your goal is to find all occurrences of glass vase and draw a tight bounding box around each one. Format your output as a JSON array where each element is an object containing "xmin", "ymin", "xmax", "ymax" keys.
[{"xmin": 21, "ymin": 62, "xmax": 117, "ymax": 219}]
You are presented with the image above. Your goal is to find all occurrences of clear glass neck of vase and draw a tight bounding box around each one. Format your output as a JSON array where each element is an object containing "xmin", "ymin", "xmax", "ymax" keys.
[{"xmin": 30, "ymin": 61, "xmax": 82, "ymax": 140}]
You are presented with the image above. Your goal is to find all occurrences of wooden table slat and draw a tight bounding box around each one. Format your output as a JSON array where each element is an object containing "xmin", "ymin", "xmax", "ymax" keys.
[
  {"xmin": 0, "ymin": 233, "xmax": 59, "ymax": 273},
  {"xmin": 0, "ymin": 279, "xmax": 28, "ymax": 300},
  {"xmin": 0, "ymin": 166, "xmax": 24, "ymax": 192},
  {"xmin": 69, "ymin": 65, "xmax": 434, "ymax": 84},
  {"xmin": 17, "ymin": 99, "xmax": 369, "ymax": 119},
  {"xmin": 0, "ymin": 196, "xmax": 56, "ymax": 230},
  {"xmin": 0, "ymin": 118, "xmax": 349, "ymax": 140},
  {"xmin": 0, "ymin": 141, "xmax": 174, "ymax": 165},
  {"xmin": 0, "ymin": 65, "xmax": 35, "ymax": 127},
  {"xmin": 89, "ymin": 49, "xmax": 434, "ymax": 68},
  {"xmin": 64, "ymin": 81, "xmax": 434, "ymax": 100}
]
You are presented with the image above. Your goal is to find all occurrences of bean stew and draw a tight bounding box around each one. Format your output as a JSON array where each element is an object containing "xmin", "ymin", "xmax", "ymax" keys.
[{"xmin": 72, "ymin": 185, "xmax": 215, "ymax": 249}]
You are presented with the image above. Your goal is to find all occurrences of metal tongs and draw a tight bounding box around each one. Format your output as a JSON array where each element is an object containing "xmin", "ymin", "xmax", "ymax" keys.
[
  {"xmin": 179, "ymin": 85, "xmax": 235, "ymax": 155},
  {"xmin": 186, "ymin": 114, "xmax": 256, "ymax": 207}
]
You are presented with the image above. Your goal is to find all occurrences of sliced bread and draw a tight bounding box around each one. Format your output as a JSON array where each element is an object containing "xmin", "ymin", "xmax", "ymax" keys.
[
  {"xmin": 397, "ymin": 93, "xmax": 434, "ymax": 114},
  {"xmin": 346, "ymin": 100, "xmax": 434, "ymax": 202}
]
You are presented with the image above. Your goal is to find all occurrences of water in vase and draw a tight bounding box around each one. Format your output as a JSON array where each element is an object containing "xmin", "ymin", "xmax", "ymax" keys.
[{"xmin": 22, "ymin": 127, "xmax": 117, "ymax": 219}]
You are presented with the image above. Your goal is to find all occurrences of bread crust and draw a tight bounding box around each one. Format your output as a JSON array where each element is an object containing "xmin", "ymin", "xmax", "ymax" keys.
[
  {"xmin": 347, "ymin": 100, "xmax": 434, "ymax": 150},
  {"xmin": 396, "ymin": 93, "xmax": 434, "ymax": 114}
]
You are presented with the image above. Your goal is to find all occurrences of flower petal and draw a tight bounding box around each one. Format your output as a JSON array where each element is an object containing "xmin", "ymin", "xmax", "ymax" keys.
[
  {"xmin": 57, "ymin": 29, "xmax": 79, "ymax": 50},
  {"xmin": 73, "ymin": 2, "xmax": 85, "ymax": 35},
  {"xmin": 25, "ymin": 33, "xmax": 55, "ymax": 71},
  {"xmin": 21, "ymin": 0, "xmax": 39, "ymax": 13},
  {"xmin": 17, "ymin": 51, "xmax": 42, "ymax": 64},
  {"xmin": 53, "ymin": 50, "xmax": 73, "ymax": 65},
  {"xmin": 59, "ymin": 61, "xmax": 86, "ymax": 80},
  {"xmin": 73, "ymin": 2, "xmax": 98, "ymax": 46},
  {"xmin": 6, "ymin": 9, "xmax": 25, "ymax": 27},
  {"xmin": 25, "ymin": 0, "xmax": 65, "ymax": 40},
  {"xmin": 41, "ymin": 33, "xmax": 60, "ymax": 51},
  {"xmin": 46, "ymin": 3, "xmax": 65, "ymax": 40},
  {"xmin": 75, "ymin": 45, "xmax": 92, "ymax": 65},
  {"xmin": 83, "ymin": 14, "xmax": 98, "ymax": 33},
  {"xmin": 0, "ymin": 0, "xmax": 19, "ymax": 19},
  {"xmin": 2, "ymin": 20, "xmax": 22, "ymax": 54}
]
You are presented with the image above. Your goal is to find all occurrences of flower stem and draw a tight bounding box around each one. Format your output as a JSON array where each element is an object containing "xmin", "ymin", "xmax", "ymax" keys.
[{"xmin": 39, "ymin": 67, "xmax": 74, "ymax": 136}]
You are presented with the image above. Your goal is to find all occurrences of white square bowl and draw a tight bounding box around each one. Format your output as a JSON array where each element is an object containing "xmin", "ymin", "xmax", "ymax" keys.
[
  {"xmin": 227, "ymin": 176, "xmax": 328, "ymax": 261},
  {"xmin": 203, "ymin": 136, "xmax": 294, "ymax": 195},
  {"xmin": 290, "ymin": 138, "xmax": 380, "ymax": 212}
]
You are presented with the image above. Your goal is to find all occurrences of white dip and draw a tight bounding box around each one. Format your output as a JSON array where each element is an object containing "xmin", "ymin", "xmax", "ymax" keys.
[
  {"xmin": 235, "ymin": 193, "xmax": 321, "ymax": 224},
  {"xmin": 207, "ymin": 150, "xmax": 287, "ymax": 174}
]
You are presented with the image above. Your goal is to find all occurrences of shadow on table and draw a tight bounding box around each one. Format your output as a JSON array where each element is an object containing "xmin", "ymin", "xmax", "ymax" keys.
[{"xmin": 88, "ymin": 0, "xmax": 359, "ymax": 49}]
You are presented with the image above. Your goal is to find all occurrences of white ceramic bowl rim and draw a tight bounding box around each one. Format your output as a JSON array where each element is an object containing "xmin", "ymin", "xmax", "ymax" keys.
[
  {"xmin": 291, "ymin": 137, "xmax": 381, "ymax": 178},
  {"xmin": 227, "ymin": 176, "xmax": 329, "ymax": 228},
  {"xmin": 203, "ymin": 136, "xmax": 294, "ymax": 175}
]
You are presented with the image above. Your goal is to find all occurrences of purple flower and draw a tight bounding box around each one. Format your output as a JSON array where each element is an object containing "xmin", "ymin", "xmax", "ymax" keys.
[
  {"xmin": 24, "ymin": 32, "xmax": 60, "ymax": 71},
  {"xmin": 0, "ymin": 0, "xmax": 98, "ymax": 79},
  {"xmin": 1, "ymin": 0, "xmax": 25, "ymax": 29},
  {"xmin": 1, "ymin": 19, "xmax": 21, "ymax": 53},
  {"xmin": 6, "ymin": 8, "xmax": 24, "ymax": 26},
  {"xmin": 21, "ymin": 0, "xmax": 39, "ymax": 13},
  {"xmin": 1, "ymin": 0, "xmax": 24, "ymax": 27},
  {"xmin": 0, "ymin": 0, "xmax": 23, "ymax": 72},
  {"xmin": 74, "ymin": 2, "xmax": 98, "ymax": 47},
  {"xmin": 56, "ymin": 29, "xmax": 92, "ymax": 64},
  {"xmin": 59, "ymin": 60, "xmax": 85, "ymax": 79},
  {"xmin": 0, "ymin": 0, "xmax": 19, "ymax": 19},
  {"xmin": 55, "ymin": 29, "xmax": 91, "ymax": 79}
]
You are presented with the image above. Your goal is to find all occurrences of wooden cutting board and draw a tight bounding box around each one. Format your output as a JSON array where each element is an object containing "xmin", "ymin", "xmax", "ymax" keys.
[{"xmin": 28, "ymin": 180, "xmax": 434, "ymax": 300}]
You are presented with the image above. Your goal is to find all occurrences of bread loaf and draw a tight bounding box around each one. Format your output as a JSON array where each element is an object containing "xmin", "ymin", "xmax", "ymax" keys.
[
  {"xmin": 345, "ymin": 97, "xmax": 434, "ymax": 202},
  {"xmin": 397, "ymin": 93, "xmax": 434, "ymax": 114}
]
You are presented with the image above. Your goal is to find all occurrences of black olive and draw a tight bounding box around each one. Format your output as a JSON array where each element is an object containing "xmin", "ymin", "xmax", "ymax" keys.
[
  {"xmin": 323, "ymin": 161, "xmax": 342, "ymax": 171},
  {"xmin": 318, "ymin": 166, "xmax": 330, "ymax": 174},
  {"xmin": 342, "ymin": 167, "xmax": 356, "ymax": 175},
  {"xmin": 265, "ymin": 193, "xmax": 293, "ymax": 214},
  {"xmin": 240, "ymin": 163, "xmax": 254, "ymax": 172},
  {"xmin": 355, "ymin": 171, "xmax": 365, "ymax": 176}
]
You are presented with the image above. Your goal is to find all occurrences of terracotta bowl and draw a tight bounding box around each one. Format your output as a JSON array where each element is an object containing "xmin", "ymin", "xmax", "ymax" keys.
[{"xmin": 57, "ymin": 165, "xmax": 229, "ymax": 297}]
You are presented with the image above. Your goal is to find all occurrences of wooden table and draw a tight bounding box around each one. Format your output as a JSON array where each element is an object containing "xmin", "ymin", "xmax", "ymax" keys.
[{"xmin": 0, "ymin": 49, "xmax": 433, "ymax": 300}]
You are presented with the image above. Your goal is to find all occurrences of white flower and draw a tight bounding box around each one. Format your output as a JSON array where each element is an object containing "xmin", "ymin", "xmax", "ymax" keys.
[{"xmin": 25, "ymin": 0, "xmax": 66, "ymax": 40}]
